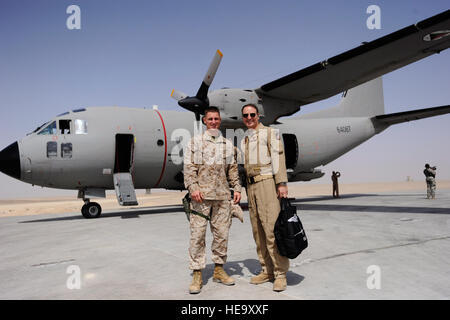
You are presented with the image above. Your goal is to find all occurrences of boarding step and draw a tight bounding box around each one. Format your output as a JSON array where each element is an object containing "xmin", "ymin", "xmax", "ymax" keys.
[{"xmin": 113, "ymin": 173, "xmax": 138, "ymax": 206}]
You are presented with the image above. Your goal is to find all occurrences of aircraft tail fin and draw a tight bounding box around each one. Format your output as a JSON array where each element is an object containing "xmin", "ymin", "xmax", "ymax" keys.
[
  {"xmin": 338, "ymin": 77, "xmax": 385, "ymax": 117},
  {"xmin": 300, "ymin": 77, "xmax": 385, "ymax": 118}
]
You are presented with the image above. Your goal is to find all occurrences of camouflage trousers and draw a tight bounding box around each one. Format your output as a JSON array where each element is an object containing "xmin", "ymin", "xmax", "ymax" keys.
[
  {"xmin": 426, "ymin": 178, "xmax": 436, "ymax": 198},
  {"xmin": 189, "ymin": 199, "xmax": 232, "ymax": 270}
]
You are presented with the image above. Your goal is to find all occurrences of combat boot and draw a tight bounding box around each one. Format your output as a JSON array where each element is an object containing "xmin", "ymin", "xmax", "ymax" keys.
[
  {"xmin": 273, "ymin": 276, "xmax": 287, "ymax": 292},
  {"xmin": 189, "ymin": 270, "xmax": 203, "ymax": 294},
  {"xmin": 213, "ymin": 264, "xmax": 235, "ymax": 285},
  {"xmin": 250, "ymin": 272, "xmax": 274, "ymax": 285}
]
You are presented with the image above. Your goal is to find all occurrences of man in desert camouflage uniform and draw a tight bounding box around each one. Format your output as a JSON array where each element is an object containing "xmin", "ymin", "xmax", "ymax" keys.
[
  {"xmin": 241, "ymin": 103, "xmax": 290, "ymax": 292},
  {"xmin": 423, "ymin": 163, "xmax": 437, "ymax": 199},
  {"xmin": 184, "ymin": 106, "xmax": 241, "ymax": 294}
]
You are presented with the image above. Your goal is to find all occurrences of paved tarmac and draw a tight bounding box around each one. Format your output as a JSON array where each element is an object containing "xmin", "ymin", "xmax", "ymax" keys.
[{"xmin": 0, "ymin": 190, "xmax": 449, "ymax": 300}]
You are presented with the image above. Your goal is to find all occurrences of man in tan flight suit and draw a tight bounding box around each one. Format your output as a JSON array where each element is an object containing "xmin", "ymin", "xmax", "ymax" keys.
[
  {"xmin": 241, "ymin": 103, "xmax": 290, "ymax": 292},
  {"xmin": 184, "ymin": 106, "xmax": 242, "ymax": 294}
]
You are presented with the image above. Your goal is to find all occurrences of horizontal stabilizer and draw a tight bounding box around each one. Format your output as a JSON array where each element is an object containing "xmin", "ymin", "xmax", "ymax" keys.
[{"xmin": 373, "ymin": 105, "xmax": 450, "ymax": 125}]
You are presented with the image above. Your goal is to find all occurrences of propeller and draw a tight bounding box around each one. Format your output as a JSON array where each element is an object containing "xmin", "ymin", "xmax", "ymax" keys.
[
  {"xmin": 171, "ymin": 49, "xmax": 223, "ymax": 121},
  {"xmin": 170, "ymin": 89, "xmax": 187, "ymax": 101}
]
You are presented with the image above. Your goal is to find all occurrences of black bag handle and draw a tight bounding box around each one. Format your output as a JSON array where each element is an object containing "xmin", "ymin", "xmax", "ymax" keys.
[{"xmin": 280, "ymin": 197, "xmax": 295, "ymax": 211}]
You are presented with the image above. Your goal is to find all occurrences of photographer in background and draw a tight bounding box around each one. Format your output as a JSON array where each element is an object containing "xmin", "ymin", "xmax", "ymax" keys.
[{"xmin": 423, "ymin": 164, "xmax": 437, "ymax": 199}]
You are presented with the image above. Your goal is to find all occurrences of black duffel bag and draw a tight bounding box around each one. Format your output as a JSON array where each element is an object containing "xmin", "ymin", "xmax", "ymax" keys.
[{"xmin": 274, "ymin": 198, "xmax": 308, "ymax": 259}]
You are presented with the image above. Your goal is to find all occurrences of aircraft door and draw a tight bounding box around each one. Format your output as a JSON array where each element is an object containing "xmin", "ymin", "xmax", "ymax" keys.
[
  {"xmin": 114, "ymin": 134, "xmax": 135, "ymax": 174},
  {"xmin": 282, "ymin": 134, "xmax": 298, "ymax": 170},
  {"xmin": 113, "ymin": 134, "xmax": 138, "ymax": 206},
  {"xmin": 20, "ymin": 156, "xmax": 32, "ymax": 182},
  {"xmin": 24, "ymin": 157, "xmax": 32, "ymax": 178}
]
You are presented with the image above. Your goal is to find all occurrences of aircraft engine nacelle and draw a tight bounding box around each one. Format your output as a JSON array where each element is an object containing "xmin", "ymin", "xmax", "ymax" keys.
[
  {"xmin": 208, "ymin": 88, "xmax": 300, "ymax": 128},
  {"xmin": 207, "ymin": 88, "xmax": 261, "ymax": 128}
]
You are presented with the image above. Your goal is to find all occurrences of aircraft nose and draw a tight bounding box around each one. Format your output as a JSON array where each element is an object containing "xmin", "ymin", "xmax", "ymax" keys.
[{"xmin": 0, "ymin": 142, "xmax": 21, "ymax": 180}]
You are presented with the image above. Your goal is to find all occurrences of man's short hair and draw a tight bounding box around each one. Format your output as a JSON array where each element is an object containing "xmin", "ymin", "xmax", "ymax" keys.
[
  {"xmin": 241, "ymin": 103, "xmax": 259, "ymax": 114},
  {"xmin": 203, "ymin": 106, "xmax": 221, "ymax": 117}
]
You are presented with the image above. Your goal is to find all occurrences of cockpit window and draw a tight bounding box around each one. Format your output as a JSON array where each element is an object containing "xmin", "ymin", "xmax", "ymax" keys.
[
  {"xmin": 30, "ymin": 121, "xmax": 49, "ymax": 135},
  {"xmin": 59, "ymin": 119, "xmax": 71, "ymax": 134},
  {"xmin": 74, "ymin": 119, "xmax": 87, "ymax": 134},
  {"xmin": 38, "ymin": 121, "xmax": 57, "ymax": 135}
]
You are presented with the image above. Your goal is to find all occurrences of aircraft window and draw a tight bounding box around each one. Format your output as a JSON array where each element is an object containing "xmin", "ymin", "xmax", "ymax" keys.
[
  {"xmin": 59, "ymin": 120, "xmax": 72, "ymax": 134},
  {"xmin": 73, "ymin": 108, "xmax": 86, "ymax": 113},
  {"xmin": 47, "ymin": 142, "xmax": 57, "ymax": 158},
  {"xmin": 57, "ymin": 111, "xmax": 70, "ymax": 117},
  {"xmin": 74, "ymin": 119, "xmax": 87, "ymax": 134},
  {"xmin": 38, "ymin": 121, "xmax": 57, "ymax": 135},
  {"xmin": 30, "ymin": 121, "xmax": 49, "ymax": 134},
  {"xmin": 61, "ymin": 143, "xmax": 72, "ymax": 158}
]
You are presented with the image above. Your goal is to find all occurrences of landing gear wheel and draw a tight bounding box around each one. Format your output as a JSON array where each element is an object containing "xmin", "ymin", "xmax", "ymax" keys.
[{"xmin": 81, "ymin": 202, "xmax": 102, "ymax": 219}]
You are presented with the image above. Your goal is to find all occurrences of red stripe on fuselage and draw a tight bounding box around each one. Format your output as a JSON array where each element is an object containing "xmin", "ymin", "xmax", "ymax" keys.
[{"xmin": 154, "ymin": 109, "xmax": 167, "ymax": 188}]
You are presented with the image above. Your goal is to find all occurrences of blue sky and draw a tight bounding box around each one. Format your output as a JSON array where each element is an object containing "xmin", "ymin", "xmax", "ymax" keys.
[{"xmin": 0, "ymin": 0, "xmax": 449, "ymax": 198}]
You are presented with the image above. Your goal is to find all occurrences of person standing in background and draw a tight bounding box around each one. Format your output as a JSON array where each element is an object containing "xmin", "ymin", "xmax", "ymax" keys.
[
  {"xmin": 332, "ymin": 171, "xmax": 341, "ymax": 198},
  {"xmin": 423, "ymin": 164, "xmax": 436, "ymax": 199}
]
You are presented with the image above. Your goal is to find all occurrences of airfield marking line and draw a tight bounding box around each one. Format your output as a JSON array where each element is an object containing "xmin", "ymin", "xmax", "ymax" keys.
[
  {"xmin": 30, "ymin": 259, "xmax": 76, "ymax": 268},
  {"xmin": 295, "ymin": 235, "xmax": 450, "ymax": 265}
]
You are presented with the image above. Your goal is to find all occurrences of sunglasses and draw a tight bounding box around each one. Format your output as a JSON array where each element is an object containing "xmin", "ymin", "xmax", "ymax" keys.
[{"xmin": 242, "ymin": 113, "xmax": 257, "ymax": 118}]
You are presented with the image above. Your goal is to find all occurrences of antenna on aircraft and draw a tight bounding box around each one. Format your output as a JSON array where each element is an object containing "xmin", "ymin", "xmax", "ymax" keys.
[{"xmin": 170, "ymin": 49, "xmax": 223, "ymax": 121}]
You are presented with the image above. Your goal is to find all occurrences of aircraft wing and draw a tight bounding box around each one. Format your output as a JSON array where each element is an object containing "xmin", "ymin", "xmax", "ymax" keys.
[
  {"xmin": 373, "ymin": 105, "xmax": 450, "ymax": 126},
  {"xmin": 256, "ymin": 10, "xmax": 450, "ymax": 106}
]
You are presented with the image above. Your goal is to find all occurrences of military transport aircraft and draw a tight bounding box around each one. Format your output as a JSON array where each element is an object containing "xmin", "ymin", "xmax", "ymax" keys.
[{"xmin": 0, "ymin": 10, "xmax": 449, "ymax": 218}]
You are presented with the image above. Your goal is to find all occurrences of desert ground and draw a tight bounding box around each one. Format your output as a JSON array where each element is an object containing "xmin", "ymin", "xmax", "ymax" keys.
[{"xmin": 1, "ymin": 180, "xmax": 449, "ymax": 217}]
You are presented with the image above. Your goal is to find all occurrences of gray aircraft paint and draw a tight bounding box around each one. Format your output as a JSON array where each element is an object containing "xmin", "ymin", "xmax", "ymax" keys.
[
  {"xmin": 278, "ymin": 117, "xmax": 376, "ymax": 177},
  {"xmin": 275, "ymin": 78, "xmax": 383, "ymax": 181},
  {"xmin": 19, "ymin": 107, "xmax": 167, "ymax": 190}
]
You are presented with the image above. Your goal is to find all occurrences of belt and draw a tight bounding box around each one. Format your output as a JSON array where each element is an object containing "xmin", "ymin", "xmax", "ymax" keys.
[{"xmin": 247, "ymin": 175, "xmax": 273, "ymax": 185}]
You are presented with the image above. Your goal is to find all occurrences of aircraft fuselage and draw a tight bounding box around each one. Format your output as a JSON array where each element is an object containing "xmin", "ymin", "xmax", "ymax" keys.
[{"xmin": 9, "ymin": 106, "xmax": 380, "ymax": 192}]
